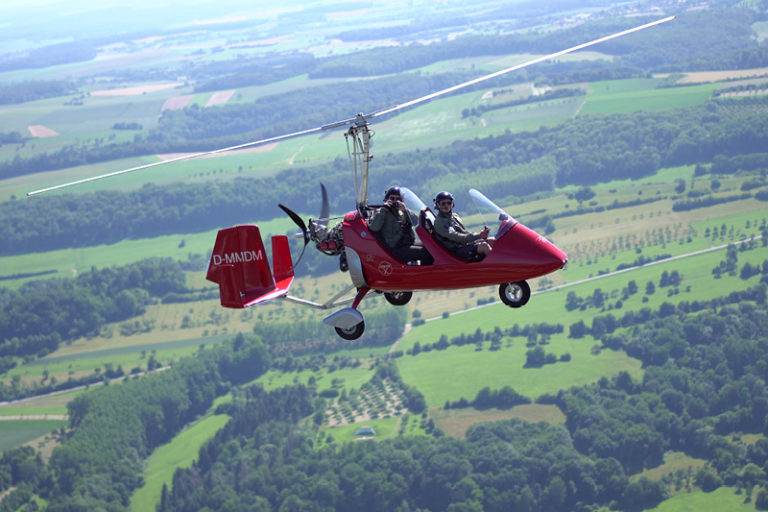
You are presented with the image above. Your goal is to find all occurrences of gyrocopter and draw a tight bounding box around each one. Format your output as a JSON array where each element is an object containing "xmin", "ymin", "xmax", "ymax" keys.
[{"xmin": 28, "ymin": 16, "xmax": 674, "ymax": 340}]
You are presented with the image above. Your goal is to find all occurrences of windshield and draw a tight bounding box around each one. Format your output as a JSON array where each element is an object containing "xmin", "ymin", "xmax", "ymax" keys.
[
  {"xmin": 401, "ymin": 187, "xmax": 518, "ymax": 239},
  {"xmin": 468, "ymin": 189, "xmax": 516, "ymax": 225},
  {"xmin": 400, "ymin": 187, "xmax": 427, "ymax": 213}
]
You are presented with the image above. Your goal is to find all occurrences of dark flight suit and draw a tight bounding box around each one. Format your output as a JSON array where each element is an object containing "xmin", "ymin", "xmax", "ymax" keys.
[
  {"xmin": 368, "ymin": 205, "xmax": 433, "ymax": 265},
  {"xmin": 433, "ymin": 210, "xmax": 484, "ymax": 261}
]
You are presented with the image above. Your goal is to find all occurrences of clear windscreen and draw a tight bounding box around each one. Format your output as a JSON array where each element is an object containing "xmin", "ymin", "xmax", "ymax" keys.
[{"xmin": 400, "ymin": 187, "xmax": 427, "ymax": 213}]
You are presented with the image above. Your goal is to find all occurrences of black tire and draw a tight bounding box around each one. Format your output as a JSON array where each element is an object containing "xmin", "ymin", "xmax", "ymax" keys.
[
  {"xmin": 384, "ymin": 291, "xmax": 413, "ymax": 306},
  {"xmin": 335, "ymin": 321, "xmax": 365, "ymax": 340},
  {"xmin": 499, "ymin": 281, "xmax": 531, "ymax": 308}
]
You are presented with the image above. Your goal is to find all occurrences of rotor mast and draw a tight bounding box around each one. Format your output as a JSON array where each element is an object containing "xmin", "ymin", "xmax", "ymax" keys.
[{"xmin": 338, "ymin": 113, "xmax": 373, "ymax": 210}]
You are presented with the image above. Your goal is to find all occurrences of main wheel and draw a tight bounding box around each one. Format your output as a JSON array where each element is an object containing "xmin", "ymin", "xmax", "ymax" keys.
[
  {"xmin": 499, "ymin": 281, "xmax": 531, "ymax": 308},
  {"xmin": 335, "ymin": 321, "xmax": 365, "ymax": 340},
  {"xmin": 384, "ymin": 291, "xmax": 413, "ymax": 306}
]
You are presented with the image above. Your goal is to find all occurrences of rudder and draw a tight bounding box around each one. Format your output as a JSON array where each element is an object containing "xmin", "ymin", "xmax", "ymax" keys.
[{"xmin": 206, "ymin": 225, "xmax": 275, "ymax": 308}]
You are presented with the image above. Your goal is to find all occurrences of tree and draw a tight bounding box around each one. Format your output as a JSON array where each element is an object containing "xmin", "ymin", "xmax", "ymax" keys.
[
  {"xmin": 574, "ymin": 186, "xmax": 596, "ymax": 206},
  {"xmin": 695, "ymin": 467, "xmax": 723, "ymax": 492},
  {"xmin": 756, "ymin": 487, "xmax": 768, "ymax": 510},
  {"xmin": 569, "ymin": 320, "xmax": 587, "ymax": 339}
]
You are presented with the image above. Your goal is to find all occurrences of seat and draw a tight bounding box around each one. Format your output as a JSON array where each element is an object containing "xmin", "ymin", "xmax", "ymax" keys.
[{"xmin": 416, "ymin": 209, "xmax": 465, "ymax": 265}]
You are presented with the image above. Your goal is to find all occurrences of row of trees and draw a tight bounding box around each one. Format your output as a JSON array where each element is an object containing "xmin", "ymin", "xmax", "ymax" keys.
[
  {"xmin": 0, "ymin": 80, "xmax": 78, "ymax": 106},
  {"xmin": 4, "ymin": 94, "xmax": 768, "ymax": 256}
]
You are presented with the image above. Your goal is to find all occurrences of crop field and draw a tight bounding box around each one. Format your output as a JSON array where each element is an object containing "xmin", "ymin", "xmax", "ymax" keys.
[
  {"xmin": 3, "ymin": 12, "xmax": 768, "ymax": 507},
  {"xmin": 0, "ymin": 419, "xmax": 67, "ymax": 452},
  {"xmin": 431, "ymin": 404, "xmax": 566, "ymax": 439},
  {"xmin": 130, "ymin": 413, "xmax": 231, "ymax": 512},
  {"xmin": 580, "ymin": 80, "xmax": 719, "ymax": 115},
  {"xmin": 0, "ymin": 389, "xmax": 82, "ymax": 417}
]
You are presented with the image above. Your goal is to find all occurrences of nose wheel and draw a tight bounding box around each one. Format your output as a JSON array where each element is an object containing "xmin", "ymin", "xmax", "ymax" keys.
[{"xmin": 499, "ymin": 281, "xmax": 530, "ymax": 308}]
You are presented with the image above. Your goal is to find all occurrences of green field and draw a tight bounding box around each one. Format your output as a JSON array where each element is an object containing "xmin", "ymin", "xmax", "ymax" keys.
[
  {"xmin": 129, "ymin": 413, "xmax": 231, "ymax": 512},
  {"xmin": 580, "ymin": 80, "xmax": 719, "ymax": 115},
  {"xmin": 647, "ymin": 486, "xmax": 759, "ymax": 512},
  {"xmin": 317, "ymin": 413, "xmax": 429, "ymax": 447},
  {"xmin": 0, "ymin": 389, "xmax": 80, "ymax": 417},
  {"xmin": 0, "ymin": 419, "xmax": 66, "ymax": 452},
  {"xmin": 256, "ymin": 364, "xmax": 376, "ymax": 393},
  {"xmin": 3, "ymin": 13, "xmax": 768, "ymax": 510}
]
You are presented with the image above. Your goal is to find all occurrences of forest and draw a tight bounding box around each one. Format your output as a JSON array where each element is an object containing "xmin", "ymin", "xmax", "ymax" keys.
[{"xmin": 10, "ymin": 293, "xmax": 762, "ymax": 512}]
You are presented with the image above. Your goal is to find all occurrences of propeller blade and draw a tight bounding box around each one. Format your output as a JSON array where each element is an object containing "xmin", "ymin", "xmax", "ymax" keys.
[
  {"xmin": 319, "ymin": 183, "xmax": 330, "ymax": 229},
  {"xmin": 278, "ymin": 203, "xmax": 312, "ymax": 271},
  {"xmin": 370, "ymin": 15, "xmax": 675, "ymax": 119},
  {"xmin": 279, "ymin": 204, "xmax": 309, "ymax": 245}
]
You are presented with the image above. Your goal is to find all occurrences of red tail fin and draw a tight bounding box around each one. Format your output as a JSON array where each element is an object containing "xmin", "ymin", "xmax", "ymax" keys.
[{"xmin": 207, "ymin": 225, "xmax": 293, "ymax": 308}]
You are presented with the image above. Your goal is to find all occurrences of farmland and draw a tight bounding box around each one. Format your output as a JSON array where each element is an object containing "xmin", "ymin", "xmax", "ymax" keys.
[{"xmin": 2, "ymin": 1, "xmax": 768, "ymax": 511}]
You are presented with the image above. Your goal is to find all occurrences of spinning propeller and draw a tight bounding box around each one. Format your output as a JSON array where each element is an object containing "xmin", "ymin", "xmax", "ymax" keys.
[{"xmin": 279, "ymin": 183, "xmax": 335, "ymax": 268}]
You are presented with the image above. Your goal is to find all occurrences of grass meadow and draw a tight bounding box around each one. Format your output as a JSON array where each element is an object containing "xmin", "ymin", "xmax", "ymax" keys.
[
  {"xmin": 316, "ymin": 413, "xmax": 430, "ymax": 448},
  {"xmin": 646, "ymin": 486, "xmax": 758, "ymax": 512},
  {"xmin": 256, "ymin": 364, "xmax": 376, "ymax": 393},
  {"xmin": 0, "ymin": 419, "xmax": 67, "ymax": 452},
  {"xmin": 395, "ymin": 244, "xmax": 767, "ymax": 407},
  {"xmin": 129, "ymin": 413, "xmax": 231, "ymax": 512},
  {"xmin": 0, "ymin": 389, "xmax": 82, "ymax": 417},
  {"xmin": 580, "ymin": 80, "xmax": 719, "ymax": 115}
]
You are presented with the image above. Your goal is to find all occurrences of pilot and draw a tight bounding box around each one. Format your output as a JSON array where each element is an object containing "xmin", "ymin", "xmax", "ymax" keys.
[
  {"xmin": 368, "ymin": 186, "xmax": 433, "ymax": 265},
  {"xmin": 432, "ymin": 191, "xmax": 493, "ymax": 261}
]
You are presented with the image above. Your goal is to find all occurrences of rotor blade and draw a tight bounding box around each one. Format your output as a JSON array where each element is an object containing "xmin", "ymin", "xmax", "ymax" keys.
[
  {"xmin": 319, "ymin": 183, "xmax": 330, "ymax": 229},
  {"xmin": 371, "ymin": 15, "xmax": 675, "ymax": 119},
  {"xmin": 26, "ymin": 125, "xmax": 326, "ymax": 196},
  {"xmin": 278, "ymin": 204, "xmax": 310, "ymax": 245}
]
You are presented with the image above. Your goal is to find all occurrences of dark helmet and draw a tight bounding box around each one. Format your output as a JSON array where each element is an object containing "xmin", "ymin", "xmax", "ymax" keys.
[
  {"xmin": 434, "ymin": 191, "xmax": 454, "ymax": 208},
  {"xmin": 384, "ymin": 186, "xmax": 402, "ymax": 200}
]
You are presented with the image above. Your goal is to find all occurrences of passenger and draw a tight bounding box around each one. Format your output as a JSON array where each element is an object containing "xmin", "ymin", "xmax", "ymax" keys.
[
  {"xmin": 368, "ymin": 186, "xmax": 433, "ymax": 265},
  {"xmin": 432, "ymin": 191, "xmax": 493, "ymax": 261}
]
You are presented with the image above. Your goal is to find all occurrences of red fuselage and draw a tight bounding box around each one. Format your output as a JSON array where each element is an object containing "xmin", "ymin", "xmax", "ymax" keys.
[{"xmin": 342, "ymin": 210, "xmax": 567, "ymax": 291}]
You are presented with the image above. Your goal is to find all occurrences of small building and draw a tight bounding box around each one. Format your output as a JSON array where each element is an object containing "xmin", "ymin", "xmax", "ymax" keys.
[{"xmin": 354, "ymin": 425, "xmax": 376, "ymax": 436}]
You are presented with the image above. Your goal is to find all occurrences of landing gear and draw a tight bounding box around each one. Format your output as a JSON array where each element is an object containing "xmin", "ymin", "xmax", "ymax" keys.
[
  {"xmin": 324, "ymin": 287, "xmax": 370, "ymax": 340},
  {"xmin": 499, "ymin": 281, "xmax": 530, "ymax": 308},
  {"xmin": 335, "ymin": 321, "xmax": 365, "ymax": 340},
  {"xmin": 384, "ymin": 291, "xmax": 413, "ymax": 306}
]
